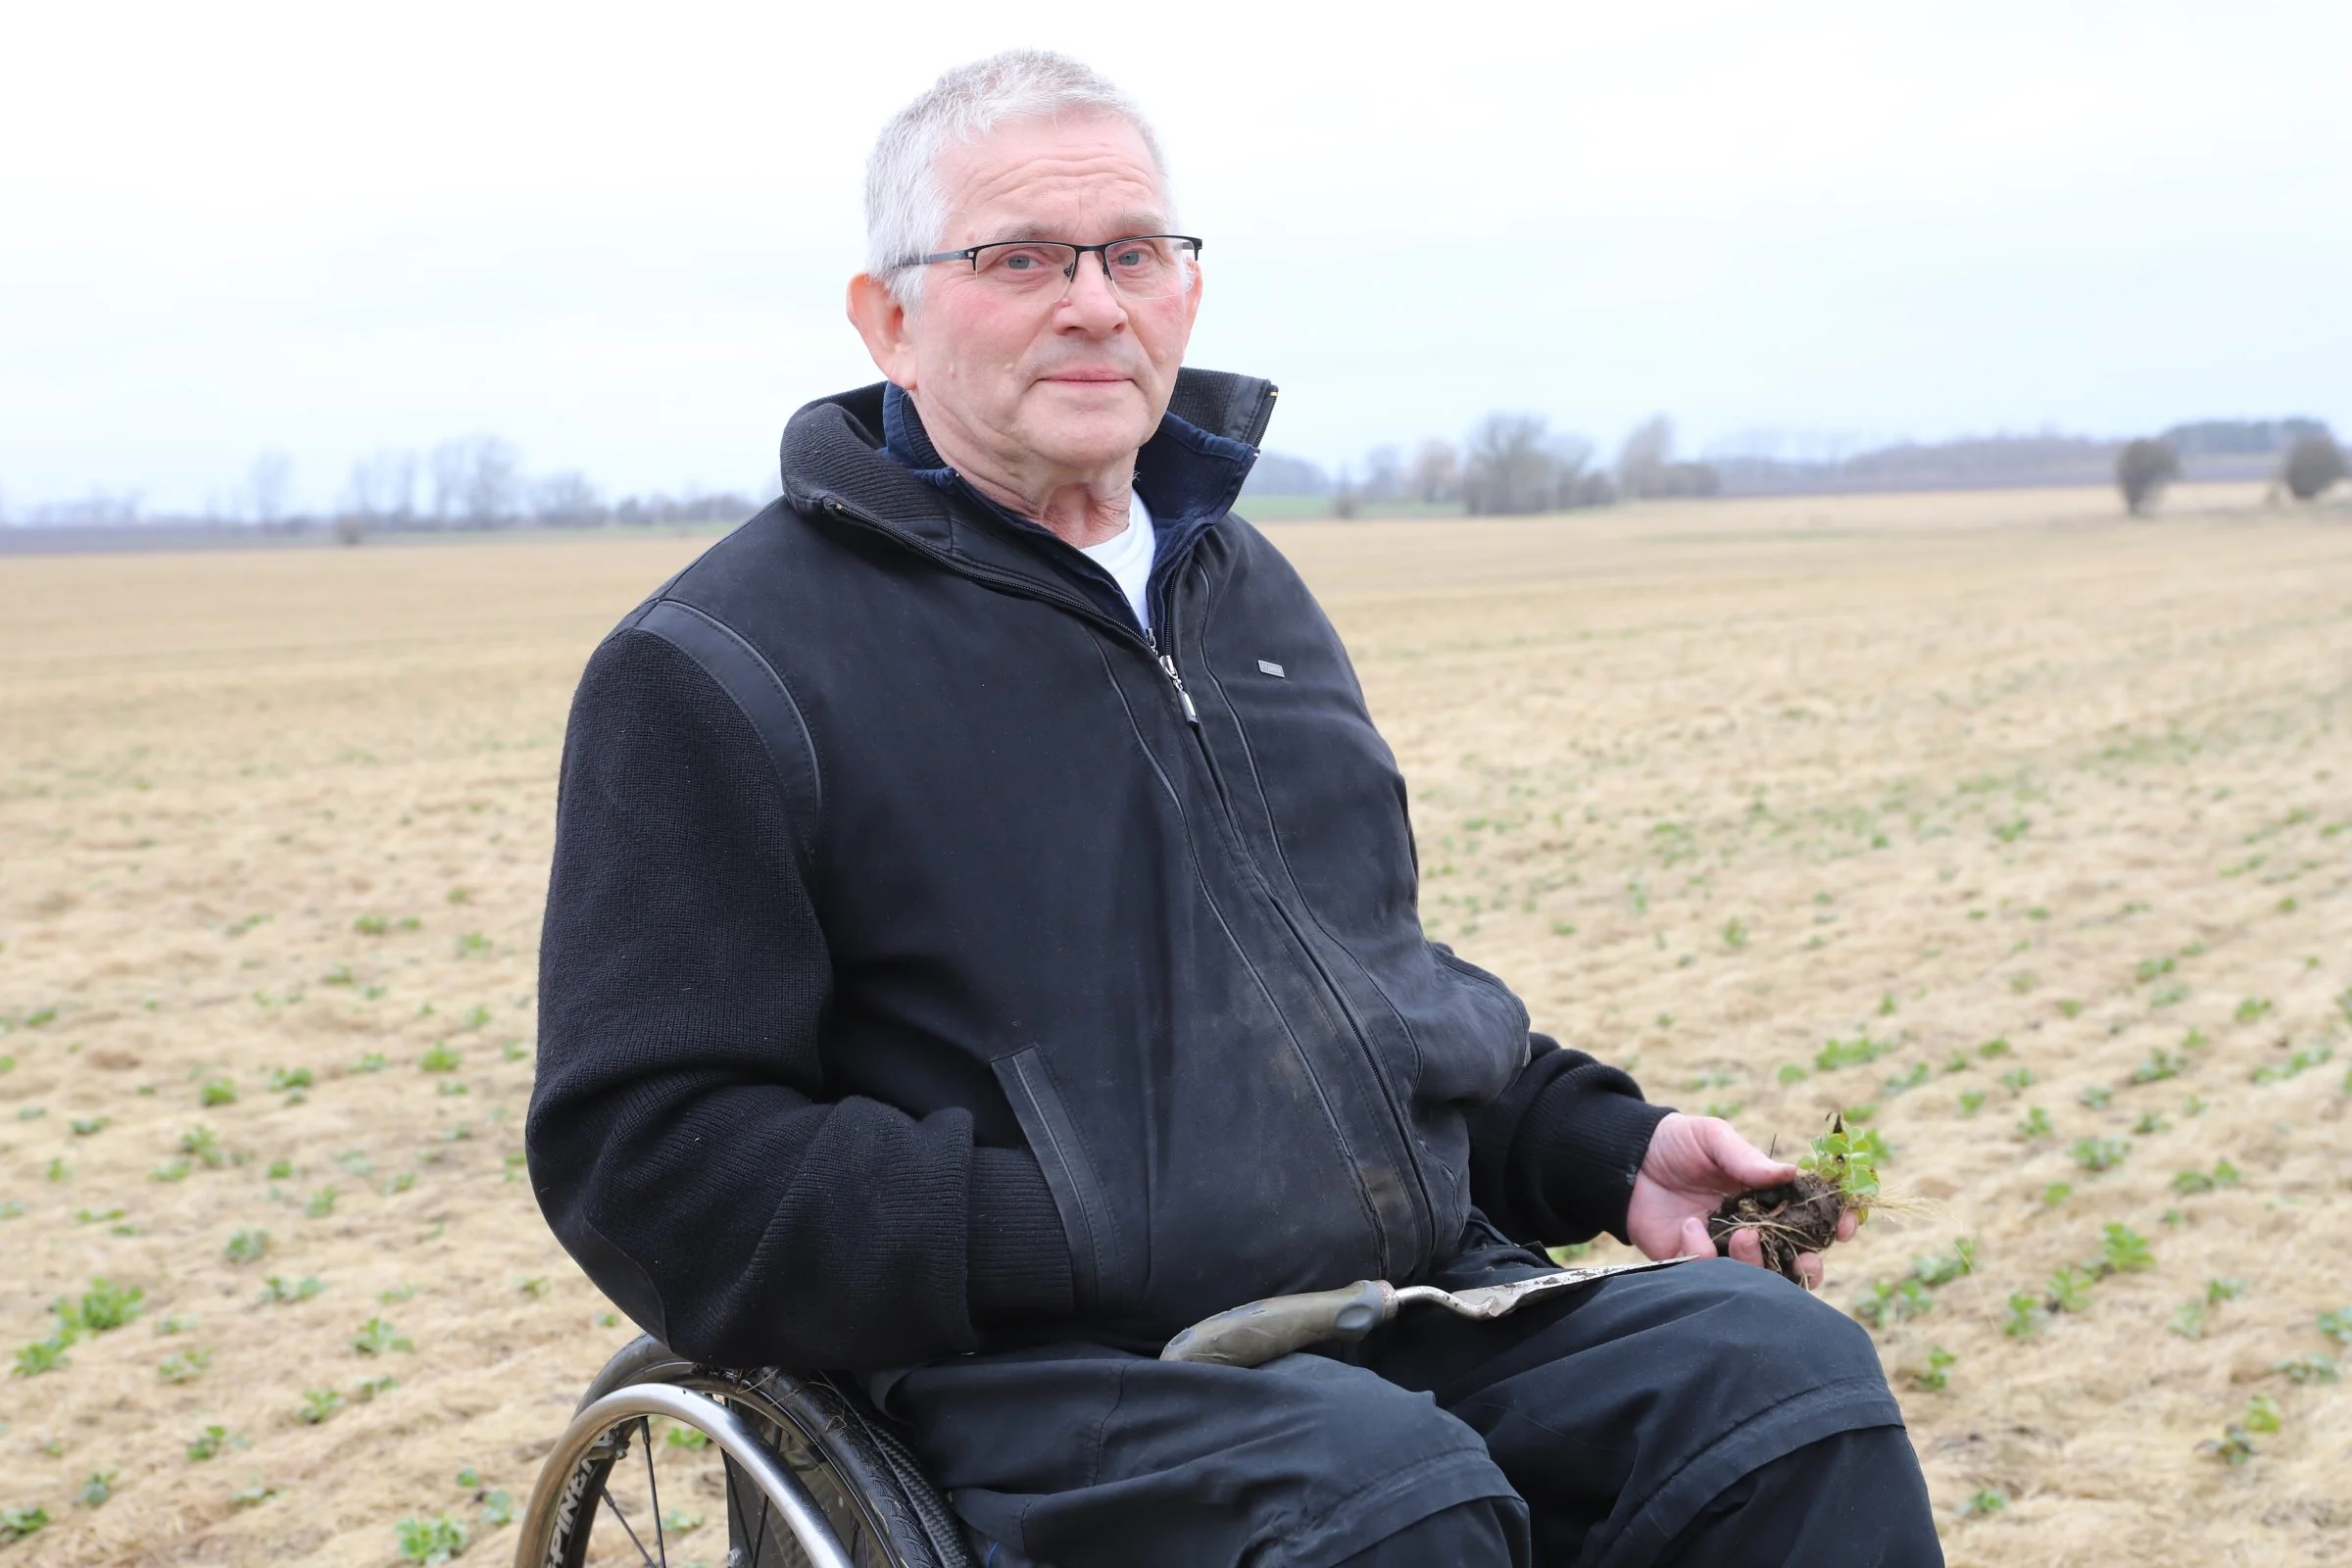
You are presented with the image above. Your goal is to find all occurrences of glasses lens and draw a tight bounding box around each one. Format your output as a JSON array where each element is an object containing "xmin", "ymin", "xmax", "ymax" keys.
[
  {"xmin": 1102, "ymin": 237, "xmax": 1194, "ymax": 298},
  {"xmin": 972, "ymin": 243, "xmax": 1079, "ymax": 289}
]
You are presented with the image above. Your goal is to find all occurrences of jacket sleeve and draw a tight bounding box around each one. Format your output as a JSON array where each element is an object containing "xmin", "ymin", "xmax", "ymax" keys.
[
  {"xmin": 526, "ymin": 623, "xmax": 1072, "ymax": 1371},
  {"xmin": 1466, "ymin": 1034, "xmax": 1673, "ymax": 1247}
]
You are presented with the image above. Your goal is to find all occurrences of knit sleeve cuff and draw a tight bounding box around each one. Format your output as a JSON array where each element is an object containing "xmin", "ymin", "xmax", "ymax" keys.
[
  {"xmin": 1525, "ymin": 1076, "xmax": 1674, "ymax": 1244},
  {"xmin": 966, "ymin": 1146, "xmax": 1076, "ymax": 1323}
]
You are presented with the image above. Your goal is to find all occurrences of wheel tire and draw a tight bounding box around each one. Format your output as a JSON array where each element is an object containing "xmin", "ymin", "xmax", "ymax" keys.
[{"xmin": 520, "ymin": 1336, "xmax": 975, "ymax": 1568}]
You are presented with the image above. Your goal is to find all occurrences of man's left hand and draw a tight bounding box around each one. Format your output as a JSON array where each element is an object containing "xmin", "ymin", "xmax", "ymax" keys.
[{"xmin": 1625, "ymin": 1111, "xmax": 1859, "ymax": 1290}]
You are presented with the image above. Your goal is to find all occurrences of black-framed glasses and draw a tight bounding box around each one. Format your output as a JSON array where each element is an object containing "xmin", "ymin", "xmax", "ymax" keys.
[{"xmin": 896, "ymin": 235, "xmax": 1202, "ymax": 300}]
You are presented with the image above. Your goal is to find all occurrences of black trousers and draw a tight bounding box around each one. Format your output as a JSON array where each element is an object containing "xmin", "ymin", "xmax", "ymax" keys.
[{"xmin": 876, "ymin": 1235, "xmax": 1942, "ymax": 1568}]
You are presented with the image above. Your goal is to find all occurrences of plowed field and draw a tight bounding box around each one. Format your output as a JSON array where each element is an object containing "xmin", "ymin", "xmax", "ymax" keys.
[{"xmin": 3, "ymin": 483, "xmax": 2347, "ymax": 1564}]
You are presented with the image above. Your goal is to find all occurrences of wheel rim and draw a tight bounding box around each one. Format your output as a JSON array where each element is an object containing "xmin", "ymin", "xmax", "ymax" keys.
[{"xmin": 517, "ymin": 1382, "xmax": 857, "ymax": 1568}]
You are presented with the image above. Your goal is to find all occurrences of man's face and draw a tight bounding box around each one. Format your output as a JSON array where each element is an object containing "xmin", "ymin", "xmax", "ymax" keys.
[{"xmin": 863, "ymin": 113, "xmax": 1201, "ymax": 482}]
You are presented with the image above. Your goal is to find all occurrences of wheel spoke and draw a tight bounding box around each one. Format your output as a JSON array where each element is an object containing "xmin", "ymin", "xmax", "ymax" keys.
[
  {"xmin": 595, "ymin": 1471, "xmax": 659, "ymax": 1568},
  {"xmin": 639, "ymin": 1417, "xmax": 671, "ymax": 1568}
]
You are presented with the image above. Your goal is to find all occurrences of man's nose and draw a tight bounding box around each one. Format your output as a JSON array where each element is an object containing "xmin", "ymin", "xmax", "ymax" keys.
[{"xmin": 1055, "ymin": 255, "xmax": 1127, "ymax": 330}]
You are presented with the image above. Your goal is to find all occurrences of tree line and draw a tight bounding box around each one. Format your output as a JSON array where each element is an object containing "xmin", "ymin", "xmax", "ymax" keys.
[{"xmin": 1245, "ymin": 413, "xmax": 1721, "ymax": 517}]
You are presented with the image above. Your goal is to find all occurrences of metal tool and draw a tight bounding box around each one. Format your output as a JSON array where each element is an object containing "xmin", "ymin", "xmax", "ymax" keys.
[{"xmin": 1160, "ymin": 1254, "xmax": 1701, "ymax": 1368}]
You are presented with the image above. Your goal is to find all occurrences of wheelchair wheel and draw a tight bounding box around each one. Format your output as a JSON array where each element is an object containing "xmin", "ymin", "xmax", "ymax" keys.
[{"xmin": 514, "ymin": 1335, "xmax": 976, "ymax": 1568}]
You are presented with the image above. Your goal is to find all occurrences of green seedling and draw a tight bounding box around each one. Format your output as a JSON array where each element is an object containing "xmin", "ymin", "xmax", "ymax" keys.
[
  {"xmin": 2205, "ymin": 1276, "xmax": 2246, "ymax": 1305},
  {"xmin": 19, "ymin": 1105, "xmax": 47, "ymax": 1122},
  {"xmin": 1798, "ymin": 1116, "xmax": 1883, "ymax": 1214},
  {"xmin": 2241, "ymin": 1394, "xmax": 2282, "ymax": 1434},
  {"xmin": 2132, "ymin": 1111, "xmax": 2169, "ymax": 1136},
  {"xmin": 158, "ymin": 1348, "xmax": 211, "ymax": 1384},
  {"xmin": 357, "ymin": 1053, "xmax": 389, "ymax": 1073},
  {"xmin": 200, "ymin": 1077, "xmax": 238, "ymax": 1107},
  {"xmin": 2168, "ymin": 1302, "xmax": 2207, "ymax": 1340},
  {"xmin": 2041, "ymin": 1182, "xmax": 2073, "ymax": 1207},
  {"xmin": 2253, "ymin": 1045, "xmax": 2334, "ymax": 1085},
  {"xmin": 1910, "ymin": 1239, "xmax": 1977, "ymax": 1287},
  {"xmin": 2070, "ymin": 1138, "xmax": 2130, "ymax": 1173},
  {"xmin": 1941, "ymin": 1050, "xmax": 1971, "ymax": 1074},
  {"xmin": 455, "ymin": 931, "xmax": 491, "ymax": 957},
  {"xmin": 418, "ymin": 1043, "xmax": 461, "ymax": 1073},
  {"xmin": 2233, "ymin": 997, "xmax": 2274, "ymax": 1025},
  {"xmin": 229, "ymin": 1481, "xmax": 277, "ymax": 1508},
  {"xmin": 1814, "ymin": 1035, "xmax": 1889, "ymax": 1071},
  {"xmin": 352, "ymin": 1317, "xmax": 414, "ymax": 1355},
  {"xmin": 397, "ymin": 1514, "xmax": 468, "ymax": 1565},
  {"xmin": 260, "ymin": 1275, "xmax": 323, "ymax": 1304},
  {"xmin": 74, "ymin": 1472, "xmax": 115, "ymax": 1508},
  {"xmin": 461, "ymin": 1004, "xmax": 493, "ymax": 1030},
  {"xmin": 2130, "ymin": 1050, "xmax": 2183, "ymax": 1084},
  {"xmin": 2133, "ymin": 956, "xmax": 2175, "ymax": 984},
  {"xmin": 2047, "ymin": 1265, "xmax": 2096, "ymax": 1313},
  {"xmin": 1884, "ymin": 1062, "xmax": 1930, "ymax": 1094},
  {"xmin": 186, "ymin": 1425, "xmax": 247, "ymax": 1461},
  {"xmin": 2002, "ymin": 1293, "xmax": 2044, "ymax": 1340},
  {"xmin": 157, "ymin": 1314, "xmax": 197, "ymax": 1335},
  {"xmin": 0, "ymin": 1506, "xmax": 51, "ymax": 1543},
  {"xmin": 266, "ymin": 1158, "xmax": 294, "ymax": 1179},
  {"xmin": 2016, "ymin": 1106, "xmax": 2053, "ymax": 1140},
  {"xmin": 2000, "ymin": 1067, "xmax": 2036, "ymax": 1094},
  {"xmin": 224, "ymin": 1228, "xmax": 270, "ymax": 1264},
  {"xmin": 660, "ymin": 1507, "xmax": 706, "ymax": 1535},
  {"xmin": 70, "ymin": 1116, "xmax": 110, "ymax": 1137},
  {"xmin": 1906, "ymin": 1344, "xmax": 1957, "ymax": 1393},
  {"xmin": 13, "ymin": 1337, "xmax": 72, "ymax": 1377},
  {"xmin": 1959, "ymin": 1488, "xmax": 2007, "ymax": 1518},
  {"xmin": 151, "ymin": 1159, "xmax": 189, "ymax": 1182},
  {"xmin": 2271, "ymin": 1354, "xmax": 2338, "ymax": 1385},
  {"xmin": 664, "ymin": 1423, "xmax": 711, "ymax": 1451},
  {"xmin": 2100, "ymin": 1223, "xmax": 2155, "ymax": 1272},
  {"xmin": 479, "ymin": 1490, "xmax": 515, "ymax": 1527},
  {"xmin": 298, "ymin": 1387, "xmax": 346, "ymax": 1424},
  {"xmin": 306, "ymin": 1187, "xmax": 339, "ymax": 1219},
  {"xmin": 2076, "ymin": 1085, "xmax": 2112, "ymax": 1109},
  {"xmin": 2317, "ymin": 1308, "xmax": 2352, "ymax": 1347},
  {"xmin": 1957, "ymin": 1089, "xmax": 1986, "ymax": 1117},
  {"xmin": 501, "ymin": 1039, "xmax": 529, "ymax": 1062},
  {"xmin": 268, "ymin": 1066, "xmax": 314, "ymax": 1093},
  {"xmin": 179, "ymin": 1125, "xmax": 228, "ymax": 1169},
  {"xmin": 355, "ymin": 1374, "xmax": 399, "ymax": 1401},
  {"xmin": 45, "ymin": 1156, "xmax": 69, "ymax": 1182},
  {"xmin": 74, "ymin": 1278, "xmax": 143, "ymax": 1332}
]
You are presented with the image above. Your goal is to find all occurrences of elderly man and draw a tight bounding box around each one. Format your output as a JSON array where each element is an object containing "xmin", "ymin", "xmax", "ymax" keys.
[{"xmin": 529, "ymin": 49, "xmax": 1940, "ymax": 1568}]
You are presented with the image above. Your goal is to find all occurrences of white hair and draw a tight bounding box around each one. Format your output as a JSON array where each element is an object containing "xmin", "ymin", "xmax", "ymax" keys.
[{"xmin": 864, "ymin": 50, "xmax": 1174, "ymax": 306}]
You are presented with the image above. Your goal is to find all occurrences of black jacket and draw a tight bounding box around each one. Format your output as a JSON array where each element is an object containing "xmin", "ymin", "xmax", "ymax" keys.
[{"xmin": 528, "ymin": 371, "xmax": 1670, "ymax": 1370}]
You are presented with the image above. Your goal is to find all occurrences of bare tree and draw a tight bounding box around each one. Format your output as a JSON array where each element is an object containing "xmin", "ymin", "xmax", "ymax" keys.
[
  {"xmin": 2115, "ymin": 438, "xmax": 2180, "ymax": 515},
  {"xmin": 462, "ymin": 437, "xmax": 521, "ymax": 526},
  {"xmin": 532, "ymin": 471, "xmax": 603, "ymax": 525},
  {"xmin": 1617, "ymin": 416, "xmax": 1674, "ymax": 499},
  {"xmin": 1409, "ymin": 439, "xmax": 1459, "ymax": 505},
  {"xmin": 345, "ymin": 450, "xmax": 418, "ymax": 524},
  {"xmin": 429, "ymin": 440, "xmax": 471, "ymax": 525},
  {"xmin": 1361, "ymin": 444, "xmax": 1402, "ymax": 504},
  {"xmin": 1464, "ymin": 413, "xmax": 1585, "ymax": 515},
  {"xmin": 246, "ymin": 452, "xmax": 293, "ymax": 525}
]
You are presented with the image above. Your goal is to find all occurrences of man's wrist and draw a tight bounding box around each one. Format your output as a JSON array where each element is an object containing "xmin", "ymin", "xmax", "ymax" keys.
[{"xmin": 1529, "ymin": 1083, "xmax": 1675, "ymax": 1243}]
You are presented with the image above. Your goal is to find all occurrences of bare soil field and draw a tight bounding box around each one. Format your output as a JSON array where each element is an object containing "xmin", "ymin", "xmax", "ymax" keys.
[{"xmin": 3, "ymin": 483, "xmax": 2348, "ymax": 1565}]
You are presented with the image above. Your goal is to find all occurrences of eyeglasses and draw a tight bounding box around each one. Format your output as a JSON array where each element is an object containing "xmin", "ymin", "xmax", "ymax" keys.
[{"xmin": 896, "ymin": 235, "xmax": 1202, "ymax": 300}]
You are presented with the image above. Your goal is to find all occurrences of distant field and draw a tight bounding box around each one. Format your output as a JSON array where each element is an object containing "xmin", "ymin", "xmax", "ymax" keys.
[{"xmin": 2, "ymin": 483, "xmax": 2347, "ymax": 1565}]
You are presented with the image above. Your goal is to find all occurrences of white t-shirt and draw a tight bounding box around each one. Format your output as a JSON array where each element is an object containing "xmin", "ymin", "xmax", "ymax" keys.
[{"xmin": 1077, "ymin": 490, "xmax": 1157, "ymax": 632}]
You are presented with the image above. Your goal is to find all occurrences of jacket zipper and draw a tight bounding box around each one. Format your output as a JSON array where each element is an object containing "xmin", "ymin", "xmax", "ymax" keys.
[{"xmin": 1143, "ymin": 627, "xmax": 1200, "ymax": 725}]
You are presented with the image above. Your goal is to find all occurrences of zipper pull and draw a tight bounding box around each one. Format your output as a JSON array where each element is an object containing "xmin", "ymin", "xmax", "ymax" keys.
[{"xmin": 1147, "ymin": 629, "xmax": 1201, "ymax": 726}]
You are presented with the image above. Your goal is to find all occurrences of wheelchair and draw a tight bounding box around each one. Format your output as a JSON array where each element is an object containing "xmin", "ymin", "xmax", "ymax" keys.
[{"xmin": 514, "ymin": 1334, "xmax": 977, "ymax": 1568}]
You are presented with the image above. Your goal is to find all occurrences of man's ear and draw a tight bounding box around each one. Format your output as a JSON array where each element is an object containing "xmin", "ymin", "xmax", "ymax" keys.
[{"xmin": 847, "ymin": 273, "xmax": 917, "ymax": 390}]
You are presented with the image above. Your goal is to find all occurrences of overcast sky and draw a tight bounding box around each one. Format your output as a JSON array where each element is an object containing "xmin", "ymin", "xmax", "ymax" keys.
[{"xmin": 5, "ymin": 0, "xmax": 2346, "ymax": 515}]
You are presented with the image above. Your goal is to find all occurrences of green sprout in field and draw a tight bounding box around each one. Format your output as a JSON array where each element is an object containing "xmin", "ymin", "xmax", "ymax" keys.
[{"xmin": 397, "ymin": 1514, "xmax": 468, "ymax": 1565}]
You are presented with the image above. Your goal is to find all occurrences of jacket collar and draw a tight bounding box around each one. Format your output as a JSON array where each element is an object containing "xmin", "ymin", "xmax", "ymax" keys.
[{"xmin": 775, "ymin": 370, "xmax": 1277, "ymax": 600}]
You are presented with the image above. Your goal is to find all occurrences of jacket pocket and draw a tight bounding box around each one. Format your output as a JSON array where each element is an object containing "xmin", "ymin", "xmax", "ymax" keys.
[{"xmin": 992, "ymin": 1047, "xmax": 1128, "ymax": 1315}]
